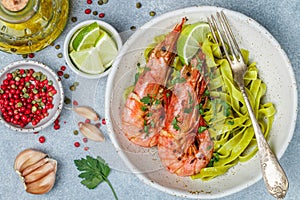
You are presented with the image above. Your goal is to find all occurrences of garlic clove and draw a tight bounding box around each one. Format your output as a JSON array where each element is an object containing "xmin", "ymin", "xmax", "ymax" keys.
[
  {"xmin": 25, "ymin": 171, "xmax": 56, "ymax": 195},
  {"xmin": 22, "ymin": 158, "xmax": 48, "ymax": 177},
  {"xmin": 24, "ymin": 159, "xmax": 57, "ymax": 184},
  {"xmin": 72, "ymin": 106, "xmax": 99, "ymax": 121},
  {"xmin": 79, "ymin": 122, "xmax": 105, "ymax": 142},
  {"xmin": 14, "ymin": 149, "xmax": 47, "ymax": 173}
]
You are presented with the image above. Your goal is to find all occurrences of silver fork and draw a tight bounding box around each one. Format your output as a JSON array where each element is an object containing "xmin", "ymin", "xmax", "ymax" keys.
[{"xmin": 207, "ymin": 11, "xmax": 288, "ymax": 199}]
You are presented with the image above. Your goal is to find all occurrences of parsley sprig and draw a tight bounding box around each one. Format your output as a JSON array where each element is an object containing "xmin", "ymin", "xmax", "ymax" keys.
[{"xmin": 74, "ymin": 156, "xmax": 118, "ymax": 200}]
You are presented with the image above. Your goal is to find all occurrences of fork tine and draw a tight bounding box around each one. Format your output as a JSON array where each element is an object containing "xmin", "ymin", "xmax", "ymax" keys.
[
  {"xmin": 216, "ymin": 12, "xmax": 238, "ymax": 62},
  {"xmin": 209, "ymin": 14, "xmax": 231, "ymax": 63},
  {"xmin": 207, "ymin": 17, "xmax": 218, "ymax": 45},
  {"xmin": 219, "ymin": 11, "xmax": 243, "ymax": 61}
]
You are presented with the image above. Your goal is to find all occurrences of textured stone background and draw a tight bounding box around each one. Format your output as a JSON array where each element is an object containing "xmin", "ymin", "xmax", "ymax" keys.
[{"xmin": 0, "ymin": 0, "xmax": 299, "ymax": 200}]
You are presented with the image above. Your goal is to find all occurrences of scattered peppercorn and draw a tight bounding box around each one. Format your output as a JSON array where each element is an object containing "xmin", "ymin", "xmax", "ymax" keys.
[
  {"xmin": 95, "ymin": 123, "xmax": 101, "ymax": 128},
  {"xmin": 149, "ymin": 11, "xmax": 156, "ymax": 17},
  {"xmin": 130, "ymin": 26, "xmax": 136, "ymax": 31},
  {"xmin": 22, "ymin": 54, "xmax": 28, "ymax": 59},
  {"xmin": 60, "ymin": 66, "xmax": 66, "ymax": 71},
  {"xmin": 55, "ymin": 45, "xmax": 60, "ymax": 50},
  {"xmin": 73, "ymin": 100, "xmax": 79, "ymax": 106},
  {"xmin": 64, "ymin": 97, "xmax": 71, "ymax": 104},
  {"xmin": 99, "ymin": 13, "xmax": 105, "ymax": 18},
  {"xmin": 87, "ymin": 0, "xmax": 92, "ymax": 4},
  {"xmin": 71, "ymin": 17, "xmax": 77, "ymax": 22},
  {"xmin": 74, "ymin": 142, "xmax": 80, "ymax": 147},
  {"xmin": 93, "ymin": 11, "xmax": 98, "ymax": 15},
  {"xmin": 63, "ymin": 73, "xmax": 70, "ymax": 79},
  {"xmin": 70, "ymin": 85, "xmax": 76, "ymax": 91},
  {"xmin": 28, "ymin": 53, "xmax": 35, "ymax": 58},
  {"xmin": 98, "ymin": 0, "xmax": 103, "ymax": 5},
  {"xmin": 54, "ymin": 124, "xmax": 60, "ymax": 130},
  {"xmin": 57, "ymin": 71, "xmax": 63, "ymax": 76},
  {"xmin": 136, "ymin": 2, "xmax": 142, "ymax": 9},
  {"xmin": 57, "ymin": 53, "xmax": 63, "ymax": 58},
  {"xmin": 85, "ymin": 9, "xmax": 92, "ymax": 14},
  {"xmin": 39, "ymin": 136, "xmax": 46, "ymax": 143},
  {"xmin": 73, "ymin": 130, "xmax": 79, "ymax": 135}
]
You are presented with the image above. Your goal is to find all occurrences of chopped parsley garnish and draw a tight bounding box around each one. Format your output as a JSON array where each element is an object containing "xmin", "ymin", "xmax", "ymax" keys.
[
  {"xmin": 171, "ymin": 116, "xmax": 180, "ymax": 131},
  {"xmin": 208, "ymin": 152, "xmax": 220, "ymax": 167},
  {"xmin": 198, "ymin": 126, "xmax": 207, "ymax": 134},
  {"xmin": 141, "ymin": 95, "xmax": 152, "ymax": 105},
  {"xmin": 141, "ymin": 105, "xmax": 147, "ymax": 111}
]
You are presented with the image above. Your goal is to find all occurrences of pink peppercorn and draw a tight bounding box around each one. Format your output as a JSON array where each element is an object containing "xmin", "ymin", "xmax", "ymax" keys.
[
  {"xmin": 28, "ymin": 53, "xmax": 35, "ymax": 58},
  {"xmin": 60, "ymin": 66, "xmax": 66, "ymax": 71},
  {"xmin": 57, "ymin": 71, "xmax": 63, "ymax": 76},
  {"xmin": 95, "ymin": 123, "xmax": 101, "ymax": 128},
  {"xmin": 54, "ymin": 124, "xmax": 60, "ymax": 130},
  {"xmin": 84, "ymin": 147, "xmax": 89, "ymax": 151},
  {"xmin": 85, "ymin": 9, "xmax": 91, "ymax": 14},
  {"xmin": 99, "ymin": 13, "xmax": 105, "ymax": 18},
  {"xmin": 74, "ymin": 142, "xmax": 80, "ymax": 147},
  {"xmin": 83, "ymin": 138, "xmax": 88, "ymax": 143},
  {"xmin": 39, "ymin": 136, "xmax": 45, "ymax": 143},
  {"xmin": 73, "ymin": 100, "xmax": 79, "ymax": 106},
  {"xmin": 102, "ymin": 118, "xmax": 106, "ymax": 125},
  {"xmin": 87, "ymin": 0, "xmax": 92, "ymax": 4}
]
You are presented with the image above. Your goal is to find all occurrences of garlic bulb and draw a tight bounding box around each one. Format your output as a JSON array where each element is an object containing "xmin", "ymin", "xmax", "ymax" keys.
[{"xmin": 14, "ymin": 149, "xmax": 57, "ymax": 195}]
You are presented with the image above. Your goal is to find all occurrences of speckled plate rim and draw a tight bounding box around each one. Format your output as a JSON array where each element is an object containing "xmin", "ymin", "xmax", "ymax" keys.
[
  {"xmin": 105, "ymin": 6, "xmax": 298, "ymax": 199},
  {"xmin": 0, "ymin": 60, "xmax": 64, "ymax": 132}
]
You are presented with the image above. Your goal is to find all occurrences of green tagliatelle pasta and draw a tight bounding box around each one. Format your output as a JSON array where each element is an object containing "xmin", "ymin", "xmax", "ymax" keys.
[{"xmin": 191, "ymin": 33, "xmax": 276, "ymax": 180}]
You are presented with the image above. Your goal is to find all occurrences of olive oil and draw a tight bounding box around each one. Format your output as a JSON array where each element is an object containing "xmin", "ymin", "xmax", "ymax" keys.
[{"xmin": 0, "ymin": 0, "xmax": 69, "ymax": 54}]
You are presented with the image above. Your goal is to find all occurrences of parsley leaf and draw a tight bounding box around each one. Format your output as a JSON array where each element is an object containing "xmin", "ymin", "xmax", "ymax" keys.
[{"xmin": 74, "ymin": 156, "xmax": 118, "ymax": 200}]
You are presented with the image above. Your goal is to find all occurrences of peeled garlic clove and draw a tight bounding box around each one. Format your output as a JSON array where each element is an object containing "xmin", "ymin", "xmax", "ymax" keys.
[
  {"xmin": 24, "ymin": 159, "xmax": 57, "ymax": 184},
  {"xmin": 14, "ymin": 149, "xmax": 47, "ymax": 173},
  {"xmin": 79, "ymin": 122, "xmax": 105, "ymax": 142},
  {"xmin": 26, "ymin": 171, "xmax": 56, "ymax": 195},
  {"xmin": 72, "ymin": 106, "xmax": 99, "ymax": 121}
]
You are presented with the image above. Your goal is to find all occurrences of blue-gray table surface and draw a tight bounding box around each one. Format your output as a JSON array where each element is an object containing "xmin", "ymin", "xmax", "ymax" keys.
[{"xmin": 0, "ymin": 0, "xmax": 299, "ymax": 199}]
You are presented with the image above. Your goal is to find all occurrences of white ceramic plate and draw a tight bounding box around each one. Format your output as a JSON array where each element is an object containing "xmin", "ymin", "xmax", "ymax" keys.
[
  {"xmin": 105, "ymin": 6, "xmax": 297, "ymax": 199},
  {"xmin": 0, "ymin": 60, "xmax": 64, "ymax": 132}
]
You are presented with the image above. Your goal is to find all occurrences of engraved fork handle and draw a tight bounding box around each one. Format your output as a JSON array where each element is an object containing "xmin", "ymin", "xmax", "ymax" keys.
[{"xmin": 240, "ymin": 86, "xmax": 289, "ymax": 199}]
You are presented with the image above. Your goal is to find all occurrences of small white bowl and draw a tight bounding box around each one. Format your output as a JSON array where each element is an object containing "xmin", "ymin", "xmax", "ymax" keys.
[
  {"xmin": 0, "ymin": 60, "xmax": 64, "ymax": 132},
  {"xmin": 64, "ymin": 20, "xmax": 122, "ymax": 79}
]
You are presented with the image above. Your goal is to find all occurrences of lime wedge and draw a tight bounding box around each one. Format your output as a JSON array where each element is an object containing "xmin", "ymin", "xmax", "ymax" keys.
[
  {"xmin": 177, "ymin": 22, "xmax": 210, "ymax": 65},
  {"xmin": 69, "ymin": 47, "xmax": 105, "ymax": 74},
  {"xmin": 95, "ymin": 30, "xmax": 118, "ymax": 68},
  {"xmin": 72, "ymin": 22, "xmax": 100, "ymax": 51}
]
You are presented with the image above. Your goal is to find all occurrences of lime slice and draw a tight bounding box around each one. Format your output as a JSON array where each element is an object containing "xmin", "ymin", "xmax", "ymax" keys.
[
  {"xmin": 71, "ymin": 22, "xmax": 100, "ymax": 51},
  {"xmin": 177, "ymin": 22, "xmax": 210, "ymax": 65},
  {"xmin": 95, "ymin": 30, "xmax": 118, "ymax": 68},
  {"xmin": 69, "ymin": 47, "xmax": 105, "ymax": 74}
]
